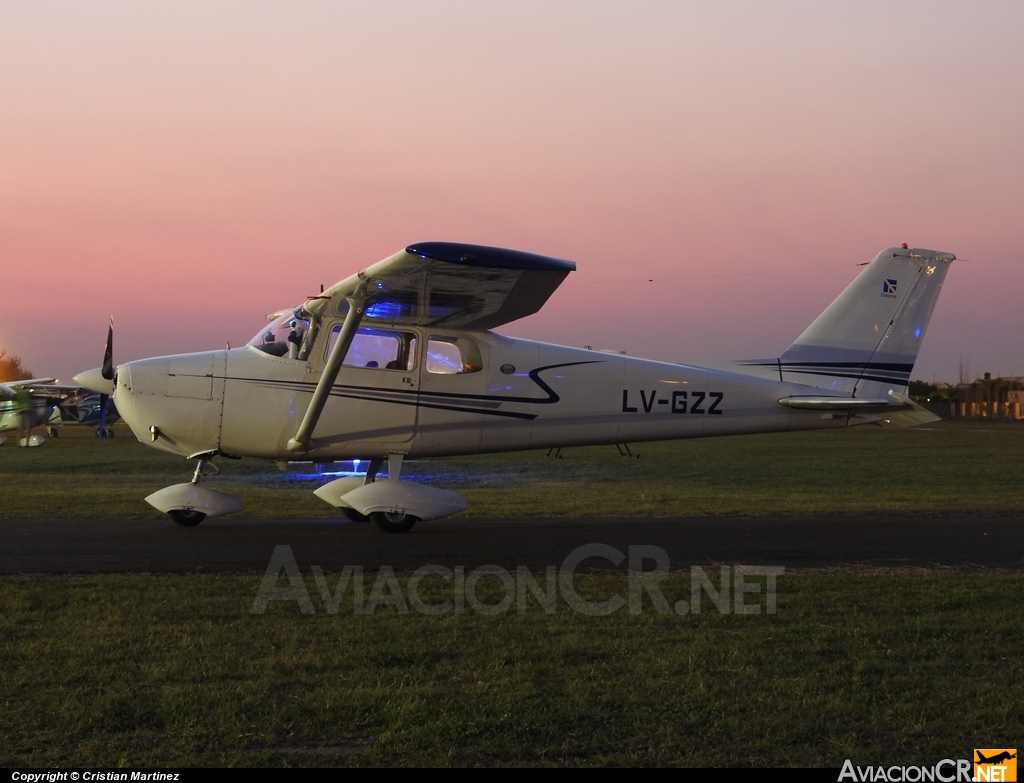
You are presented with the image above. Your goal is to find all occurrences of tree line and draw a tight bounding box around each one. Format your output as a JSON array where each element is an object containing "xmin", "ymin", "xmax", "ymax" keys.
[{"xmin": 0, "ymin": 350, "xmax": 32, "ymax": 383}]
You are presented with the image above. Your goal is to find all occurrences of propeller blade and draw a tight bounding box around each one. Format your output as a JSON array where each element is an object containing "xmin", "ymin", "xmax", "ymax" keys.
[{"xmin": 101, "ymin": 317, "xmax": 114, "ymax": 381}]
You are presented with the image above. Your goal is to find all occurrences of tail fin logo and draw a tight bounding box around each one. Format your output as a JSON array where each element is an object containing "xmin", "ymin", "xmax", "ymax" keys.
[{"xmin": 882, "ymin": 279, "xmax": 898, "ymax": 298}]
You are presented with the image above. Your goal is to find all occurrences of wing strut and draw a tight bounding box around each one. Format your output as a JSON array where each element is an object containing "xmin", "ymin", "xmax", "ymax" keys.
[{"xmin": 286, "ymin": 292, "xmax": 367, "ymax": 453}]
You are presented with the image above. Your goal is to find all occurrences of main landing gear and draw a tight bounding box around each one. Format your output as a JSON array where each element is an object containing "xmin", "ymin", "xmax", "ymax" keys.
[
  {"xmin": 327, "ymin": 456, "xmax": 419, "ymax": 533},
  {"xmin": 362, "ymin": 456, "xmax": 419, "ymax": 533},
  {"xmin": 369, "ymin": 509, "xmax": 419, "ymax": 534},
  {"xmin": 313, "ymin": 453, "xmax": 467, "ymax": 534},
  {"xmin": 146, "ymin": 450, "xmax": 467, "ymax": 534}
]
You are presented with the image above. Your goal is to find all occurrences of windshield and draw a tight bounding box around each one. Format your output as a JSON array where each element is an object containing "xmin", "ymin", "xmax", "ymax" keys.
[{"xmin": 249, "ymin": 308, "xmax": 319, "ymax": 360}]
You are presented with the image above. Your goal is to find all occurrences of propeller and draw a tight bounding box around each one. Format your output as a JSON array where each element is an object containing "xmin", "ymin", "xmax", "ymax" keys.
[
  {"xmin": 72, "ymin": 318, "xmax": 116, "ymax": 437},
  {"xmin": 97, "ymin": 318, "xmax": 114, "ymax": 438},
  {"xmin": 101, "ymin": 317, "xmax": 114, "ymax": 382}
]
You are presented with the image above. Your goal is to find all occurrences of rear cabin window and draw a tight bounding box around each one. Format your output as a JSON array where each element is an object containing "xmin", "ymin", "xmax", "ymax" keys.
[
  {"xmin": 326, "ymin": 326, "xmax": 416, "ymax": 371},
  {"xmin": 425, "ymin": 337, "xmax": 483, "ymax": 375}
]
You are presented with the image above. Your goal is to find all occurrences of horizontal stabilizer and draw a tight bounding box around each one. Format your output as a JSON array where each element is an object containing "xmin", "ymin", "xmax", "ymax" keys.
[
  {"xmin": 777, "ymin": 396, "xmax": 893, "ymax": 410},
  {"xmin": 877, "ymin": 391, "xmax": 942, "ymax": 427},
  {"xmin": 778, "ymin": 390, "xmax": 941, "ymax": 427}
]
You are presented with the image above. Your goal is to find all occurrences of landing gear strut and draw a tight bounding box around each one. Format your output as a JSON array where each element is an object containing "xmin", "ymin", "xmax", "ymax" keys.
[{"xmin": 338, "ymin": 456, "xmax": 383, "ymax": 523}]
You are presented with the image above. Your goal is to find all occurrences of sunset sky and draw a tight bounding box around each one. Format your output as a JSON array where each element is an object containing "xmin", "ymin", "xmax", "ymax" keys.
[{"xmin": 3, "ymin": 1, "xmax": 1022, "ymax": 384}]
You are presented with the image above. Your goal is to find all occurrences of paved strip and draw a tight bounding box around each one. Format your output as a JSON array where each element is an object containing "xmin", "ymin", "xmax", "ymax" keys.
[{"xmin": 1, "ymin": 515, "xmax": 1022, "ymax": 574}]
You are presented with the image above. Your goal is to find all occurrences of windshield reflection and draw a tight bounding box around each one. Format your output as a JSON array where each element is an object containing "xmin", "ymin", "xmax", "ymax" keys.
[{"xmin": 248, "ymin": 308, "xmax": 319, "ymax": 360}]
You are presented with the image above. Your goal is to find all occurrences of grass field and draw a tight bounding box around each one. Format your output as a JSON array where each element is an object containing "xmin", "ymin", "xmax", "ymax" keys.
[
  {"xmin": 2, "ymin": 570, "xmax": 1021, "ymax": 767},
  {"xmin": 2, "ymin": 418, "xmax": 1024, "ymax": 518},
  {"xmin": 2, "ymin": 420, "xmax": 1022, "ymax": 766}
]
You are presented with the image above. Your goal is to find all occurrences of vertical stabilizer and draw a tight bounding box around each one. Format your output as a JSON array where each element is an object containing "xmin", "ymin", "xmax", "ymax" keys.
[{"xmin": 779, "ymin": 247, "xmax": 954, "ymax": 397}]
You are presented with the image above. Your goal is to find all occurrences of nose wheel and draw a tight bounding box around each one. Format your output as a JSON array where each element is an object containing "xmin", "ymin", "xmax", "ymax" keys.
[
  {"xmin": 164, "ymin": 458, "xmax": 220, "ymax": 526},
  {"xmin": 145, "ymin": 453, "xmax": 242, "ymax": 526},
  {"xmin": 169, "ymin": 509, "xmax": 206, "ymax": 527}
]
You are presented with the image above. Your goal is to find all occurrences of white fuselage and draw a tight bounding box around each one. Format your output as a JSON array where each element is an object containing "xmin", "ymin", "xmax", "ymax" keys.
[{"xmin": 112, "ymin": 327, "xmax": 849, "ymax": 462}]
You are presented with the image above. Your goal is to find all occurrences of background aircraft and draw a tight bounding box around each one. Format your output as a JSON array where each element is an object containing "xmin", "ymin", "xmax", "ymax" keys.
[
  {"xmin": 76, "ymin": 242, "xmax": 954, "ymax": 531},
  {"xmin": 0, "ymin": 379, "xmax": 58, "ymax": 446},
  {"xmin": 1, "ymin": 375, "xmax": 119, "ymax": 444},
  {"xmin": 43, "ymin": 391, "xmax": 121, "ymax": 438}
]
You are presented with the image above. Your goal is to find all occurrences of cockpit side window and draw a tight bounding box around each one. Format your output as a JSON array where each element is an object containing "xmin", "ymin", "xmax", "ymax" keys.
[
  {"xmin": 326, "ymin": 326, "xmax": 416, "ymax": 371},
  {"xmin": 425, "ymin": 336, "xmax": 483, "ymax": 374}
]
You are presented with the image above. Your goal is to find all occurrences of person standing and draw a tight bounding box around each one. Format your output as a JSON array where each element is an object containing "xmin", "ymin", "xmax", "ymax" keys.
[{"xmin": 14, "ymin": 386, "xmax": 35, "ymax": 447}]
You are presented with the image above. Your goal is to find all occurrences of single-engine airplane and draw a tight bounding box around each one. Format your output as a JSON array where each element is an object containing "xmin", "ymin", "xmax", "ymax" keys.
[
  {"xmin": 0, "ymin": 380, "xmax": 118, "ymax": 442},
  {"xmin": 43, "ymin": 391, "xmax": 121, "ymax": 438},
  {"xmin": 0, "ymin": 379, "xmax": 60, "ymax": 446},
  {"xmin": 74, "ymin": 242, "xmax": 954, "ymax": 532}
]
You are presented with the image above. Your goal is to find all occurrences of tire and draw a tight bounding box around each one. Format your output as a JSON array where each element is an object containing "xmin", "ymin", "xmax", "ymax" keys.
[
  {"xmin": 105, "ymin": 428, "xmax": 115, "ymax": 438},
  {"xmin": 369, "ymin": 511, "xmax": 418, "ymax": 534},
  {"xmin": 169, "ymin": 509, "xmax": 206, "ymax": 527},
  {"xmin": 341, "ymin": 507, "xmax": 370, "ymax": 523}
]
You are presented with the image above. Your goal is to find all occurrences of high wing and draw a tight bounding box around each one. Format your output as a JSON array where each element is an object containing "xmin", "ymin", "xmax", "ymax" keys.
[
  {"xmin": 3, "ymin": 378, "xmax": 58, "ymax": 388},
  {"xmin": 2, "ymin": 380, "xmax": 88, "ymax": 400},
  {"xmin": 303, "ymin": 242, "xmax": 576, "ymax": 329}
]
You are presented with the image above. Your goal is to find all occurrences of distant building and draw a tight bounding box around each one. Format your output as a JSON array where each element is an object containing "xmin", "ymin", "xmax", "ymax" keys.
[{"xmin": 947, "ymin": 380, "xmax": 1024, "ymax": 420}]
